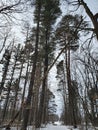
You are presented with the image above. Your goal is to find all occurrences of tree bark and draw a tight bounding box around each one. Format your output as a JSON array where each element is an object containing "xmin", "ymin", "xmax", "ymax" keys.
[
  {"xmin": 35, "ymin": 29, "xmax": 49, "ymax": 128},
  {"xmin": 20, "ymin": 0, "xmax": 42, "ymax": 129}
]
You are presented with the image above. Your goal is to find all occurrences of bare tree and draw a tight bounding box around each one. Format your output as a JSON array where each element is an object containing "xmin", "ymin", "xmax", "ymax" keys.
[{"xmin": 64, "ymin": 0, "xmax": 98, "ymax": 40}]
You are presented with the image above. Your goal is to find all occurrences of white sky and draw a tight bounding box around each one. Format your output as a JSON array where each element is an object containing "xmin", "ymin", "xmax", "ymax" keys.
[{"xmin": 84, "ymin": 0, "xmax": 98, "ymax": 14}]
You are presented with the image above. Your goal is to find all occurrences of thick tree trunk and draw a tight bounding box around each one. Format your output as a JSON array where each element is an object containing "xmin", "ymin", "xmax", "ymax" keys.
[
  {"xmin": 35, "ymin": 29, "xmax": 49, "ymax": 128},
  {"xmin": 66, "ymin": 46, "xmax": 77, "ymax": 128},
  {"xmin": 19, "ymin": 57, "xmax": 30, "ymax": 122},
  {"xmin": 20, "ymin": 1, "xmax": 42, "ymax": 129}
]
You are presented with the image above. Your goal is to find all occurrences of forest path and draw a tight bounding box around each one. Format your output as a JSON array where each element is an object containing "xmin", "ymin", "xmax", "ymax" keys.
[{"xmin": 39, "ymin": 124, "xmax": 79, "ymax": 130}]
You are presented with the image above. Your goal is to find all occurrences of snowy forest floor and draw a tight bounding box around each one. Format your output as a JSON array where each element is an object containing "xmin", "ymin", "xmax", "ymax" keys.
[
  {"xmin": 1, "ymin": 122, "xmax": 98, "ymax": 130},
  {"xmin": 38, "ymin": 123, "xmax": 98, "ymax": 130}
]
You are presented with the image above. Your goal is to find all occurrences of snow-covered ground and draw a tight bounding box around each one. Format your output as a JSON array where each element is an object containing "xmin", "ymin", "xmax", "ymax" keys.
[
  {"xmin": 41, "ymin": 123, "xmax": 79, "ymax": 130},
  {"xmin": 1, "ymin": 121, "xmax": 97, "ymax": 130},
  {"xmin": 1, "ymin": 125, "xmax": 73, "ymax": 130},
  {"xmin": 0, "ymin": 125, "xmax": 96, "ymax": 130},
  {"xmin": 39, "ymin": 123, "xmax": 97, "ymax": 130},
  {"xmin": 41, "ymin": 125, "xmax": 75, "ymax": 130}
]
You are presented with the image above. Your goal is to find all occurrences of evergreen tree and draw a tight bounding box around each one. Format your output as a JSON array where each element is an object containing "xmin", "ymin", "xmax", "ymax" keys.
[
  {"xmin": 0, "ymin": 50, "xmax": 11, "ymax": 96},
  {"xmin": 20, "ymin": 0, "xmax": 42, "ymax": 129},
  {"xmin": 55, "ymin": 14, "xmax": 88, "ymax": 128},
  {"xmin": 35, "ymin": 0, "xmax": 61, "ymax": 128},
  {"xmin": 1, "ymin": 44, "xmax": 21, "ymax": 123}
]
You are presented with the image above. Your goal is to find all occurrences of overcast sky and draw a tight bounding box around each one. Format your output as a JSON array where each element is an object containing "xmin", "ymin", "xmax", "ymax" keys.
[{"xmin": 84, "ymin": 0, "xmax": 98, "ymax": 14}]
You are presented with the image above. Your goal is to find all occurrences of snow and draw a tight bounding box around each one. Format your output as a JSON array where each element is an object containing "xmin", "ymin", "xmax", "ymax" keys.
[
  {"xmin": 17, "ymin": 124, "xmax": 79, "ymax": 130},
  {"xmin": 25, "ymin": 124, "xmax": 98, "ymax": 130},
  {"xmin": 0, "ymin": 125, "xmax": 72, "ymax": 130},
  {"xmin": 42, "ymin": 124, "xmax": 73, "ymax": 130},
  {"xmin": 1, "ymin": 123, "xmax": 98, "ymax": 130}
]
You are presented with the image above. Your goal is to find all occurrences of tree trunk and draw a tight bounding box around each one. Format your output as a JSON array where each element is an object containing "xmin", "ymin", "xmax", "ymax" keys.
[
  {"xmin": 0, "ymin": 50, "xmax": 11, "ymax": 96},
  {"xmin": 20, "ymin": 1, "xmax": 42, "ymax": 129},
  {"xmin": 35, "ymin": 29, "xmax": 49, "ymax": 128},
  {"xmin": 11, "ymin": 56, "xmax": 24, "ymax": 118},
  {"xmin": 66, "ymin": 45, "xmax": 77, "ymax": 127},
  {"xmin": 1, "ymin": 44, "xmax": 19, "ymax": 123},
  {"xmin": 19, "ymin": 56, "xmax": 30, "ymax": 122}
]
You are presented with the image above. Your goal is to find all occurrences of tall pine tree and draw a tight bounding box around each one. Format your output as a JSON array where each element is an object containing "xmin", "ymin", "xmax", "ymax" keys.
[{"xmin": 35, "ymin": 0, "xmax": 61, "ymax": 128}]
